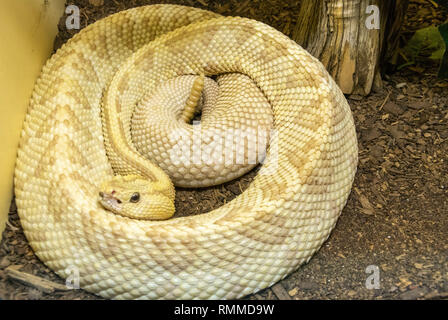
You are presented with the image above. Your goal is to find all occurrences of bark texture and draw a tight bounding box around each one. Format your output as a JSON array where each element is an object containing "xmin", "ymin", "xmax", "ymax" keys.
[{"xmin": 293, "ymin": 0, "xmax": 409, "ymax": 95}]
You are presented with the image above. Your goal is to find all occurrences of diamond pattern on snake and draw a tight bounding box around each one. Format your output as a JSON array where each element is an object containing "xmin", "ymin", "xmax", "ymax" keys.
[{"xmin": 14, "ymin": 4, "xmax": 358, "ymax": 299}]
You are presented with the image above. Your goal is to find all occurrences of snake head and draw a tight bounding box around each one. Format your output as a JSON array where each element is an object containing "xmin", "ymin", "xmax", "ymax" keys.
[{"xmin": 98, "ymin": 175, "xmax": 175, "ymax": 220}]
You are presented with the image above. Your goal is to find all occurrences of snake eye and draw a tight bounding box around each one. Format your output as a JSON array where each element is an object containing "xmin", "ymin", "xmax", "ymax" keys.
[{"xmin": 130, "ymin": 192, "xmax": 140, "ymax": 203}]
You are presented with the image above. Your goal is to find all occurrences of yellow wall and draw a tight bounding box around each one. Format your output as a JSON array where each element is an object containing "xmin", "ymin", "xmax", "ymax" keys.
[{"xmin": 0, "ymin": 0, "xmax": 65, "ymax": 240}]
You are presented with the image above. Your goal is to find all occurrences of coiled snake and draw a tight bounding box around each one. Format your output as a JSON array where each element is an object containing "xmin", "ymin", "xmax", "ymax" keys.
[{"xmin": 14, "ymin": 5, "xmax": 358, "ymax": 299}]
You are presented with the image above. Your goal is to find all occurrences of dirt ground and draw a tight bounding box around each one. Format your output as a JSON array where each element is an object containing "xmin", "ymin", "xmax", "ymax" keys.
[{"xmin": 0, "ymin": 0, "xmax": 447, "ymax": 300}]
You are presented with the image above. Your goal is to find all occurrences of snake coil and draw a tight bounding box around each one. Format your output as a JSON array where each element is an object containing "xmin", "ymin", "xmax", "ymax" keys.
[{"xmin": 15, "ymin": 5, "xmax": 357, "ymax": 299}]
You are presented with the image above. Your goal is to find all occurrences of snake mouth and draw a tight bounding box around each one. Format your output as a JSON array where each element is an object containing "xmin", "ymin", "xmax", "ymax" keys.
[{"xmin": 98, "ymin": 192, "xmax": 122, "ymax": 213}]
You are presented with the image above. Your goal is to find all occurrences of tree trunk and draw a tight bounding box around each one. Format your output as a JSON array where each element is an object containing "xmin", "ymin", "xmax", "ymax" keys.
[{"xmin": 292, "ymin": 0, "xmax": 409, "ymax": 96}]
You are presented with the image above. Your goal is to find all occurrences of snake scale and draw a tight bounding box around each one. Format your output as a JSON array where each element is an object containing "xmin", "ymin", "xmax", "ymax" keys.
[{"xmin": 14, "ymin": 5, "xmax": 358, "ymax": 299}]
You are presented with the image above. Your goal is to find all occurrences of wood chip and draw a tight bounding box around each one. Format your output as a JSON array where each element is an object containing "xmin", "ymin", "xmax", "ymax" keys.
[
  {"xmin": 354, "ymin": 188, "xmax": 375, "ymax": 215},
  {"xmin": 388, "ymin": 125, "xmax": 407, "ymax": 140},
  {"xmin": 347, "ymin": 290, "xmax": 357, "ymax": 297},
  {"xmin": 196, "ymin": 0, "xmax": 208, "ymax": 6},
  {"xmin": 383, "ymin": 101, "xmax": 406, "ymax": 116},
  {"xmin": 271, "ymin": 283, "xmax": 292, "ymax": 300},
  {"xmin": 288, "ymin": 287, "xmax": 298, "ymax": 296},
  {"xmin": 254, "ymin": 293, "xmax": 265, "ymax": 300},
  {"xmin": 398, "ymin": 276, "xmax": 412, "ymax": 288},
  {"xmin": 362, "ymin": 128, "xmax": 381, "ymax": 142},
  {"xmin": 0, "ymin": 256, "xmax": 11, "ymax": 268},
  {"xmin": 5, "ymin": 266, "xmax": 70, "ymax": 294},
  {"xmin": 88, "ymin": 0, "xmax": 104, "ymax": 6}
]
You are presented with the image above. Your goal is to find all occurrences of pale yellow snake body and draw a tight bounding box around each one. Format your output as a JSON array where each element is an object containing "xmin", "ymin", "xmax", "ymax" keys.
[{"xmin": 14, "ymin": 5, "xmax": 358, "ymax": 299}]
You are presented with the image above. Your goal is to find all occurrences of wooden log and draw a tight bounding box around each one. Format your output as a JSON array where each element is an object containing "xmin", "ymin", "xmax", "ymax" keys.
[{"xmin": 292, "ymin": 0, "xmax": 409, "ymax": 95}]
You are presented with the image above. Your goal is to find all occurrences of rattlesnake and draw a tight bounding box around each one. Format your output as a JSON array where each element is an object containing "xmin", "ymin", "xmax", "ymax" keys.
[{"xmin": 14, "ymin": 5, "xmax": 358, "ymax": 299}]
